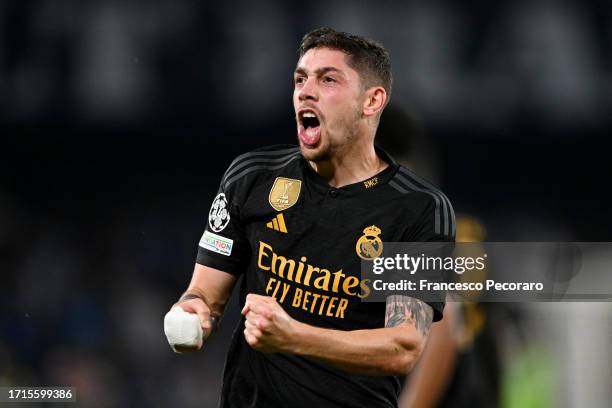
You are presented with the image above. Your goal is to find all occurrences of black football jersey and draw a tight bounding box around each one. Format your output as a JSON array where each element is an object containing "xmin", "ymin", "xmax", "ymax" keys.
[{"xmin": 196, "ymin": 144, "xmax": 455, "ymax": 408}]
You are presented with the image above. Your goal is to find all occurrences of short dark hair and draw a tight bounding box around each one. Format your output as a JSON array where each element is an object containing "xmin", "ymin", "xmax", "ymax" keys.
[{"xmin": 297, "ymin": 27, "xmax": 392, "ymax": 99}]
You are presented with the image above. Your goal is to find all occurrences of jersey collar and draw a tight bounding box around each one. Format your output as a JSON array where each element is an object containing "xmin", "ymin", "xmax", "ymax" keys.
[{"xmin": 300, "ymin": 145, "xmax": 399, "ymax": 195}]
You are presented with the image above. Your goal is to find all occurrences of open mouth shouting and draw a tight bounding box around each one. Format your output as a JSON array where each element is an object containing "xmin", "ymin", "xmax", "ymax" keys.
[{"xmin": 298, "ymin": 109, "xmax": 321, "ymax": 147}]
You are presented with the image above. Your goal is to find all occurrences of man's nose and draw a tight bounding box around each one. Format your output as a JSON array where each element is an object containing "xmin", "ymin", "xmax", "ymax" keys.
[{"xmin": 298, "ymin": 78, "xmax": 318, "ymax": 101}]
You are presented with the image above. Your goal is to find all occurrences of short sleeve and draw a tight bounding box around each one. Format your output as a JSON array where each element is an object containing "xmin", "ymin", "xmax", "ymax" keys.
[
  {"xmin": 402, "ymin": 194, "xmax": 456, "ymax": 321},
  {"xmin": 403, "ymin": 193, "xmax": 456, "ymax": 243},
  {"xmin": 195, "ymin": 170, "xmax": 251, "ymax": 276}
]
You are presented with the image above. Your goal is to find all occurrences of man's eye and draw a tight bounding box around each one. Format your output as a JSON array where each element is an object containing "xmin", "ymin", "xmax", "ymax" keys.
[
  {"xmin": 295, "ymin": 77, "xmax": 305, "ymax": 85},
  {"xmin": 323, "ymin": 76, "xmax": 336, "ymax": 83}
]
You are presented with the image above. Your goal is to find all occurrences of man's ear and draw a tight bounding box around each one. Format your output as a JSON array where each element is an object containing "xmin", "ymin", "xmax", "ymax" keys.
[{"xmin": 362, "ymin": 87, "xmax": 387, "ymax": 118}]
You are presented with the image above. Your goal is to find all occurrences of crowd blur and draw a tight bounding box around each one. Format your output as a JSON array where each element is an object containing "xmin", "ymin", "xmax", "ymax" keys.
[{"xmin": 2, "ymin": 0, "xmax": 611, "ymax": 407}]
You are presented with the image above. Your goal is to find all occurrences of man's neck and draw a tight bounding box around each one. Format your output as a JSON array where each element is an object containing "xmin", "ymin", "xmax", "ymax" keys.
[{"xmin": 309, "ymin": 143, "xmax": 388, "ymax": 188}]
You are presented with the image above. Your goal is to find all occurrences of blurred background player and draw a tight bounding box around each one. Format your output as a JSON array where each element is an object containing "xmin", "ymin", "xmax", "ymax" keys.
[{"xmin": 378, "ymin": 106, "xmax": 502, "ymax": 408}]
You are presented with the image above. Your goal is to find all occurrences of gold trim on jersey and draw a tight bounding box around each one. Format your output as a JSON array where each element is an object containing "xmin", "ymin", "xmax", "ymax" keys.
[
  {"xmin": 266, "ymin": 213, "xmax": 288, "ymax": 233},
  {"xmin": 356, "ymin": 225, "xmax": 383, "ymax": 260}
]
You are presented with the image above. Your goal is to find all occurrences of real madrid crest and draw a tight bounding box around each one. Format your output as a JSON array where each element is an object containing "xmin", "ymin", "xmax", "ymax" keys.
[
  {"xmin": 268, "ymin": 177, "xmax": 302, "ymax": 211},
  {"xmin": 356, "ymin": 225, "xmax": 383, "ymax": 260}
]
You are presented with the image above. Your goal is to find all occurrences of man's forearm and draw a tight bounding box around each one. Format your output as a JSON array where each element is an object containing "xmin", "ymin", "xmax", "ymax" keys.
[
  {"xmin": 182, "ymin": 264, "xmax": 238, "ymax": 316},
  {"xmin": 179, "ymin": 287, "xmax": 219, "ymax": 315},
  {"xmin": 171, "ymin": 265, "xmax": 238, "ymax": 340},
  {"xmin": 177, "ymin": 289, "xmax": 220, "ymax": 330},
  {"xmin": 289, "ymin": 322, "xmax": 424, "ymax": 376},
  {"xmin": 241, "ymin": 294, "xmax": 431, "ymax": 375}
]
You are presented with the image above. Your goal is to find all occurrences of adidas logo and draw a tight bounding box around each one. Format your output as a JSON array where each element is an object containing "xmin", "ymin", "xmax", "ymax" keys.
[{"xmin": 266, "ymin": 213, "xmax": 288, "ymax": 233}]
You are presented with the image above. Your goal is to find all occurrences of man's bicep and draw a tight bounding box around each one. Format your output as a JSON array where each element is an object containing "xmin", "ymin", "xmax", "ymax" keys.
[
  {"xmin": 188, "ymin": 263, "xmax": 239, "ymax": 312},
  {"xmin": 384, "ymin": 295, "xmax": 434, "ymax": 338}
]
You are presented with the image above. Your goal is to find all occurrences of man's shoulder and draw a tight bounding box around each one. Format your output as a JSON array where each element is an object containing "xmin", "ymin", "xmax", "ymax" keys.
[
  {"xmin": 388, "ymin": 164, "xmax": 452, "ymax": 204},
  {"xmin": 388, "ymin": 164, "xmax": 455, "ymax": 238},
  {"xmin": 220, "ymin": 144, "xmax": 302, "ymax": 191},
  {"xmin": 235, "ymin": 144, "xmax": 300, "ymax": 157}
]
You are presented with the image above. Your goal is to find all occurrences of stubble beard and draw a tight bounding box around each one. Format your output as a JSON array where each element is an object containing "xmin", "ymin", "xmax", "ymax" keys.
[
  {"xmin": 299, "ymin": 109, "xmax": 362, "ymax": 163},
  {"xmin": 300, "ymin": 140, "xmax": 331, "ymax": 162}
]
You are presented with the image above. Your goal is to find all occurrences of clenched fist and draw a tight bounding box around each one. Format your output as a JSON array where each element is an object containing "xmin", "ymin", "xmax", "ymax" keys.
[
  {"xmin": 165, "ymin": 294, "xmax": 216, "ymax": 353},
  {"xmin": 241, "ymin": 294, "xmax": 300, "ymax": 353}
]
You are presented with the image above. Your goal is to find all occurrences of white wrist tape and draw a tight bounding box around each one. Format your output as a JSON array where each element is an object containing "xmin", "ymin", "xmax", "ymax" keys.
[{"xmin": 164, "ymin": 306, "xmax": 203, "ymax": 353}]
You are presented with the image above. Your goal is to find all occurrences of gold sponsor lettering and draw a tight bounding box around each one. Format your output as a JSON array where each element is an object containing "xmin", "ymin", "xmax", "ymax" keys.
[
  {"xmin": 258, "ymin": 241, "xmax": 273, "ymax": 270},
  {"xmin": 359, "ymin": 279, "xmax": 371, "ymax": 299},
  {"xmin": 265, "ymin": 277, "xmax": 276, "ymax": 295},
  {"xmin": 295, "ymin": 257, "xmax": 307, "ymax": 283},
  {"xmin": 292, "ymin": 288, "xmax": 303, "ymax": 307},
  {"xmin": 363, "ymin": 177, "xmax": 378, "ymax": 189},
  {"xmin": 331, "ymin": 270, "xmax": 345, "ymax": 293},
  {"xmin": 313, "ymin": 269, "xmax": 331, "ymax": 290},
  {"xmin": 279, "ymin": 282, "xmax": 291, "ymax": 303},
  {"xmin": 302, "ymin": 291, "xmax": 311, "ymax": 311},
  {"xmin": 276, "ymin": 284, "xmax": 349, "ymax": 318},
  {"xmin": 271, "ymin": 252, "xmax": 296, "ymax": 279},
  {"xmin": 258, "ymin": 242, "xmax": 377, "ymax": 319},
  {"xmin": 342, "ymin": 276, "xmax": 360, "ymax": 296},
  {"xmin": 309, "ymin": 293, "xmax": 321, "ymax": 313},
  {"xmin": 336, "ymin": 298, "xmax": 348, "ymax": 318},
  {"xmin": 258, "ymin": 241, "xmax": 368, "ymax": 298},
  {"xmin": 326, "ymin": 297, "xmax": 338, "ymax": 317},
  {"xmin": 318, "ymin": 295, "xmax": 329, "ymax": 315},
  {"xmin": 303, "ymin": 264, "xmax": 319, "ymax": 286},
  {"xmin": 267, "ymin": 279, "xmax": 291, "ymax": 302}
]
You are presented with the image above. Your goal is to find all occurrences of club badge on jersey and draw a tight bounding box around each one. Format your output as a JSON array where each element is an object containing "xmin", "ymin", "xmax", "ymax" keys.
[
  {"xmin": 268, "ymin": 177, "xmax": 302, "ymax": 211},
  {"xmin": 356, "ymin": 225, "xmax": 384, "ymax": 260}
]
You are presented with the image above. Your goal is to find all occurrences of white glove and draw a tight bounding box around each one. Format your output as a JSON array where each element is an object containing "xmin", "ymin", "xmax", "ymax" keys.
[{"xmin": 164, "ymin": 306, "xmax": 203, "ymax": 353}]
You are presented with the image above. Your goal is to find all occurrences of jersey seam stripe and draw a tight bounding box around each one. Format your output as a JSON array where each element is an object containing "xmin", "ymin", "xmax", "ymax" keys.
[
  {"xmin": 445, "ymin": 197, "xmax": 456, "ymax": 236},
  {"xmin": 227, "ymin": 147, "xmax": 299, "ymax": 171},
  {"xmin": 224, "ymin": 153, "xmax": 302, "ymax": 189},
  {"xmin": 393, "ymin": 173, "xmax": 445, "ymax": 235},
  {"xmin": 397, "ymin": 167, "xmax": 455, "ymax": 237},
  {"xmin": 389, "ymin": 180, "xmax": 409, "ymax": 194},
  {"xmin": 397, "ymin": 167, "xmax": 456, "ymax": 236},
  {"xmin": 222, "ymin": 149, "xmax": 301, "ymax": 186},
  {"xmin": 223, "ymin": 147, "xmax": 300, "ymax": 182},
  {"xmin": 394, "ymin": 172, "xmax": 444, "ymax": 235}
]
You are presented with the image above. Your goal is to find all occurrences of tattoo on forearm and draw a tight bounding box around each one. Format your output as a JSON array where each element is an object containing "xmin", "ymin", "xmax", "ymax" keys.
[
  {"xmin": 177, "ymin": 292, "xmax": 222, "ymax": 332},
  {"xmin": 385, "ymin": 295, "xmax": 433, "ymax": 337}
]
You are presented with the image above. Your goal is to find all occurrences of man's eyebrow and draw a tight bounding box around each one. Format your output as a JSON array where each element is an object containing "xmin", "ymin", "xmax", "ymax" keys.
[{"xmin": 294, "ymin": 66, "xmax": 345, "ymax": 77}]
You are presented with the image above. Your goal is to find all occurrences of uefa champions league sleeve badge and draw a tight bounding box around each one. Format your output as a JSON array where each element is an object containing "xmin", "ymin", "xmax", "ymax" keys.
[{"xmin": 209, "ymin": 193, "xmax": 231, "ymax": 232}]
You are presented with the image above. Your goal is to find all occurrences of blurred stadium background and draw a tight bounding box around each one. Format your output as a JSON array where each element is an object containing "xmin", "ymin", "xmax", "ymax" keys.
[{"xmin": 1, "ymin": 0, "xmax": 611, "ymax": 406}]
